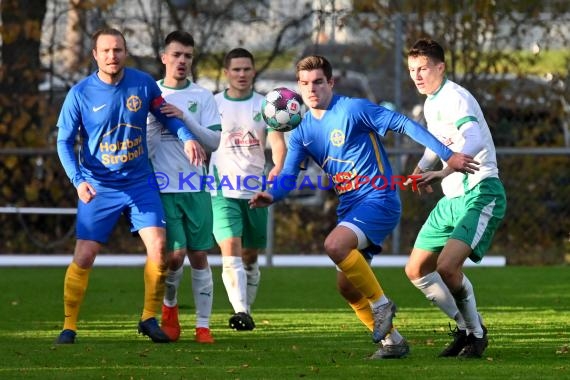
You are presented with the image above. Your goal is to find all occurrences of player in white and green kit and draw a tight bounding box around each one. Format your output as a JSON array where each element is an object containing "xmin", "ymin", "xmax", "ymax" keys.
[
  {"xmin": 209, "ymin": 48, "xmax": 286, "ymax": 330},
  {"xmin": 405, "ymin": 39, "xmax": 506, "ymax": 358},
  {"xmin": 147, "ymin": 31, "xmax": 221, "ymax": 343}
]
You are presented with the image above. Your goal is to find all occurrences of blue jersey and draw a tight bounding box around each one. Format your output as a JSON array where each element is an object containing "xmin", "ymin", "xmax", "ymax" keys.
[
  {"xmin": 270, "ymin": 95, "xmax": 453, "ymax": 216},
  {"xmin": 57, "ymin": 67, "xmax": 195, "ymax": 189}
]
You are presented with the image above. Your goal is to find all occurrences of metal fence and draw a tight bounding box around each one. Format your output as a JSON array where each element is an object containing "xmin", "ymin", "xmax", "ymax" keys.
[
  {"xmin": 270, "ymin": 147, "xmax": 570, "ymax": 265},
  {"xmin": 1, "ymin": 148, "xmax": 568, "ymax": 265}
]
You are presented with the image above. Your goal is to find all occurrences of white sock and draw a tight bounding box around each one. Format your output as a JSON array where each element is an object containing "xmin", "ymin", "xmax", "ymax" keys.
[
  {"xmin": 452, "ymin": 274, "xmax": 483, "ymax": 337},
  {"xmin": 245, "ymin": 261, "xmax": 261, "ymax": 313},
  {"xmin": 382, "ymin": 328, "xmax": 404, "ymax": 345},
  {"xmin": 192, "ymin": 266, "xmax": 213, "ymax": 329},
  {"xmin": 370, "ymin": 294, "xmax": 389, "ymax": 309},
  {"xmin": 222, "ymin": 256, "xmax": 248, "ymax": 314},
  {"xmin": 163, "ymin": 265, "xmax": 184, "ymax": 307},
  {"xmin": 411, "ymin": 271, "xmax": 466, "ymax": 329}
]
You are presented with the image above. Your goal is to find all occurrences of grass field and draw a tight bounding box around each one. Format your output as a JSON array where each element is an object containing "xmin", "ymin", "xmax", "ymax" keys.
[{"xmin": 0, "ymin": 265, "xmax": 568, "ymax": 379}]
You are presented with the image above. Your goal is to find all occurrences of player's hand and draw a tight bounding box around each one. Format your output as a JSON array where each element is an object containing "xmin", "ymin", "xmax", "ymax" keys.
[
  {"xmin": 415, "ymin": 171, "xmax": 442, "ymax": 192},
  {"xmin": 266, "ymin": 166, "xmax": 282, "ymax": 182},
  {"xmin": 446, "ymin": 152, "xmax": 479, "ymax": 174},
  {"xmin": 160, "ymin": 103, "xmax": 183, "ymax": 119},
  {"xmin": 183, "ymin": 140, "xmax": 207, "ymax": 166},
  {"xmin": 249, "ymin": 192, "xmax": 274, "ymax": 208},
  {"xmin": 403, "ymin": 175, "xmax": 433, "ymax": 195},
  {"xmin": 77, "ymin": 182, "xmax": 96, "ymax": 204}
]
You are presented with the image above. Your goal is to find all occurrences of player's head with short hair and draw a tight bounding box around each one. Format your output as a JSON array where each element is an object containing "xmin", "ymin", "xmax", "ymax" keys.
[
  {"xmin": 223, "ymin": 48, "xmax": 255, "ymax": 96},
  {"xmin": 295, "ymin": 55, "xmax": 333, "ymax": 81},
  {"xmin": 161, "ymin": 31, "xmax": 195, "ymax": 84},
  {"xmin": 91, "ymin": 28, "xmax": 128, "ymax": 83},
  {"xmin": 92, "ymin": 28, "xmax": 127, "ymax": 52},
  {"xmin": 408, "ymin": 38, "xmax": 445, "ymax": 64},
  {"xmin": 164, "ymin": 30, "xmax": 195, "ymax": 48},
  {"xmin": 223, "ymin": 48, "xmax": 254, "ymax": 69},
  {"xmin": 296, "ymin": 55, "xmax": 334, "ymax": 112},
  {"xmin": 407, "ymin": 38, "xmax": 446, "ymax": 95}
]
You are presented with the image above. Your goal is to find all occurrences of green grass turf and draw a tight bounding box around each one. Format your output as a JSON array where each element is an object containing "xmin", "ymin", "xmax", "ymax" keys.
[{"xmin": 0, "ymin": 265, "xmax": 568, "ymax": 379}]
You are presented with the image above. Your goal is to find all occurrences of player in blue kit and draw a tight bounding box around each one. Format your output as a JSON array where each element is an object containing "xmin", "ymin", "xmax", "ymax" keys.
[
  {"xmin": 55, "ymin": 28, "xmax": 206, "ymax": 344},
  {"xmin": 249, "ymin": 55, "xmax": 478, "ymax": 359}
]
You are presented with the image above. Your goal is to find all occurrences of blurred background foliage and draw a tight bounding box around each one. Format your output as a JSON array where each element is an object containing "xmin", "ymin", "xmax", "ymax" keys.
[{"xmin": 0, "ymin": 0, "xmax": 568, "ymax": 264}]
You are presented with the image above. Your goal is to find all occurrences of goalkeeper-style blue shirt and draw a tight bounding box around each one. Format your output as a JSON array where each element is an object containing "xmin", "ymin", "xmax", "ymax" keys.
[
  {"xmin": 270, "ymin": 95, "xmax": 453, "ymax": 216},
  {"xmin": 57, "ymin": 67, "xmax": 195, "ymax": 189}
]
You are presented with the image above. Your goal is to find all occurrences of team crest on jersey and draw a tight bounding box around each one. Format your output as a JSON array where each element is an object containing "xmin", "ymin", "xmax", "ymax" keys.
[
  {"xmin": 253, "ymin": 111, "xmax": 262, "ymax": 122},
  {"xmin": 187, "ymin": 101, "xmax": 198, "ymax": 113},
  {"xmin": 126, "ymin": 95, "xmax": 142, "ymax": 112},
  {"xmin": 330, "ymin": 129, "xmax": 345, "ymax": 147}
]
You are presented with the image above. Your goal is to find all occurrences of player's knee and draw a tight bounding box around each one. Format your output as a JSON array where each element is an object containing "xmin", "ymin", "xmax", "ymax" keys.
[
  {"xmin": 145, "ymin": 236, "xmax": 166, "ymax": 257},
  {"xmin": 187, "ymin": 250, "xmax": 210, "ymax": 269},
  {"xmin": 404, "ymin": 262, "xmax": 418, "ymax": 281},
  {"xmin": 242, "ymin": 249, "xmax": 258, "ymax": 266},
  {"xmin": 435, "ymin": 264, "xmax": 455, "ymax": 284},
  {"xmin": 73, "ymin": 240, "xmax": 100, "ymax": 268},
  {"xmin": 168, "ymin": 251, "xmax": 186, "ymax": 269},
  {"xmin": 323, "ymin": 236, "xmax": 346, "ymax": 258}
]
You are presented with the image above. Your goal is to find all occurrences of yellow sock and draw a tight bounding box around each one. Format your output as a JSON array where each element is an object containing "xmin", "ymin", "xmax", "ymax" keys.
[
  {"xmin": 349, "ymin": 296, "xmax": 374, "ymax": 331},
  {"xmin": 63, "ymin": 261, "xmax": 91, "ymax": 331},
  {"xmin": 141, "ymin": 260, "xmax": 167, "ymax": 321},
  {"xmin": 337, "ymin": 249, "xmax": 384, "ymax": 302}
]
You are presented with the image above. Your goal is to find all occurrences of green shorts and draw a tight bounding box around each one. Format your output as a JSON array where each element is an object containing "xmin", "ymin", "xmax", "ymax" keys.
[
  {"xmin": 211, "ymin": 196, "xmax": 268, "ymax": 249},
  {"xmin": 414, "ymin": 177, "xmax": 506, "ymax": 263},
  {"xmin": 160, "ymin": 192, "xmax": 214, "ymax": 251}
]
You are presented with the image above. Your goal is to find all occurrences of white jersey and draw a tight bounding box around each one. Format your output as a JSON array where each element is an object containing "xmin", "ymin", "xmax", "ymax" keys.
[
  {"xmin": 147, "ymin": 80, "xmax": 220, "ymax": 193},
  {"xmin": 209, "ymin": 90, "xmax": 269, "ymax": 199},
  {"xmin": 420, "ymin": 79, "xmax": 499, "ymax": 198}
]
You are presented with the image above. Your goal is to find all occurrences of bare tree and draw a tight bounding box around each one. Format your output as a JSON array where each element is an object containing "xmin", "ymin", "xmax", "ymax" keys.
[{"xmin": 62, "ymin": 0, "xmax": 84, "ymax": 71}]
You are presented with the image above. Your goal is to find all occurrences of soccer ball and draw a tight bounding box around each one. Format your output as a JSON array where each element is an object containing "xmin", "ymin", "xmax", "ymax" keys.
[{"xmin": 261, "ymin": 87, "xmax": 304, "ymax": 132}]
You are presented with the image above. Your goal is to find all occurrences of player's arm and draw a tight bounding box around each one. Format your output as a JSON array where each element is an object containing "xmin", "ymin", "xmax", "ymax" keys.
[
  {"xmin": 56, "ymin": 125, "xmax": 82, "ymax": 187},
  {"xmin": 159, "ymin": 102, "xmax": 221, "ymax": 153},
  {"xmin": 388, "ymin": 112, "xmax": 479, "ymax": 174},
  {"xmin": 150, "ymin": 97, "xmax": 206, "ymax": 165},
  {"xmin": 56, "ymin": 92, "xmax": 83, "ymax": 187},
  {"xmin": 404, "ymin": 145, "xmax": 439, "ymax": 194},
  {"xmin": 57, "ymin": 128, "xmax": 97, "ymax": 203},
  {"xmin": 56, "ymin": 95, "xmax": 97, "ymax": 203},
  {"xmin": 409, "ymin": 117, "xmax": 486, "ymax": 191},
  {"xmin": 455, "ymin": 119, "xmax": 485, "ymax": 157},
  {"xmin": 267, "ymin": 130, "xmax": 287, "ymax": 180},
  {"xmin": 249, "ymin": 133, "xmax": 304, "ymax": 208},
  {"xmin": 146, "ymin": 113, "xmax": 161, "ymax": 159}
]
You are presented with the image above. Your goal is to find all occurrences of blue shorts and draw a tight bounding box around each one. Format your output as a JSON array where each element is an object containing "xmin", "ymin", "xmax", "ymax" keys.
[
  {"xmin": 337, "ymin": 195, "xmax": 401, "ymax": 260},
  {"xmin": 76, "ymin": 182, "xmax": 166, "ymax": 244}
]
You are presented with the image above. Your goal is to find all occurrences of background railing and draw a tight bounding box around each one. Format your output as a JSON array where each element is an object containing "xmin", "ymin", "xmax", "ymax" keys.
[{"xmin": 1, "ymin": 147, "xmax": 568, "ymax": 265}]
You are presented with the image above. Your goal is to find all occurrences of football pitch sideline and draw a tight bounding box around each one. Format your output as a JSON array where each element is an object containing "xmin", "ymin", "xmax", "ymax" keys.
[{"xmin": 0, "ymin": 266, "xmax": 568, "ymax": 379}]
